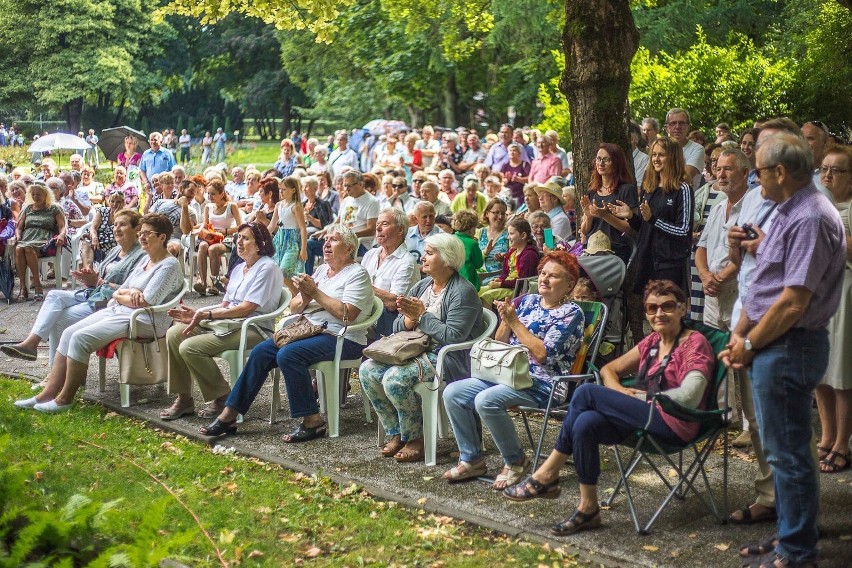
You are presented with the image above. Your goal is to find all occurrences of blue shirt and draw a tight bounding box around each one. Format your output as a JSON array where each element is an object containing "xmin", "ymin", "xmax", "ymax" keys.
[
  {"xmin": 139, "ymin": 148, "xmax": 176, "ymax": 181},
  {"xmin": 405, "ymin": 226, "xmax": 440, "ymax": 263}
]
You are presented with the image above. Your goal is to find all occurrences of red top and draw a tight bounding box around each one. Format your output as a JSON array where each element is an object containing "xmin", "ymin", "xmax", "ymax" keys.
[{"xmin": 635, "ymin": 330, "xmax": 715, "ymax": 441}]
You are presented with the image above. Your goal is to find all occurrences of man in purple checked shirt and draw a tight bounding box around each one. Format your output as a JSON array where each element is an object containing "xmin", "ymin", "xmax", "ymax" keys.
[{"xmin": 722, "ymin": 131, "xmax": 845, "ymax": 568}]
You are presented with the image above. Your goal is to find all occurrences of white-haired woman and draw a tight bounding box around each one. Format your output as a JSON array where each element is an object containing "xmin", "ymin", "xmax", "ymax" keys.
[
  {"xmin": 360, "ymin": 232, "xmax": 485, "ymax": 462},
  {"xmin": 200, "ymin": 224, "xmax": 376, "ymax": 442}
]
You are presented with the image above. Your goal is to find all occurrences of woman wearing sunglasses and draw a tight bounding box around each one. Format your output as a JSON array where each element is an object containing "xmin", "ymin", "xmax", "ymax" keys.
[{"xmin": 502, "ymin": 279, "xmax": 714, "ymax": 536}]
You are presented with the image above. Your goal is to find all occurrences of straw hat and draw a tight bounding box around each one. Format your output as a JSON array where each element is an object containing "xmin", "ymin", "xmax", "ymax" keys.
[
  {"xmin": 534, "ymin": 179, "xmax": 564, "ymax": 205},
  {"xmin": 585, "ymin": 231, "xmax": 614, "ymax": 255}
]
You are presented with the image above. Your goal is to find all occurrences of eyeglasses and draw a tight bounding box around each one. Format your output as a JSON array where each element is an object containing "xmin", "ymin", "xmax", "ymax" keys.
[
  {"xmin": 644, "ymin": 300, "xmax": 681, "ymax": 315},
  {"xmin": 412, "ymin": 179, "xmax": 425, "ymax": 183},
  {"xmin": 666, "ymin": 121, "xmax": 688, "ymax": 127},
  {"xmin": 819, "ymin": 166, "xmax": 849, "ymax": 176},
  {"xmin": 138, "ymin": 230, "xmax": 161, "ymax": 238},
  {"xmin": 392, "ymin": 184, "xmax": 406, "ymax": 189},
  {"xmin": 594, "ymin": 156, "xmax": 611, "ymax": 164},
  {"xmin": 755, "ymin": 164, "xmax": 778, "ymax": 178},
  {"xmin": 343, "ymin": 182, "xmax": 360, "ymax": 190}
]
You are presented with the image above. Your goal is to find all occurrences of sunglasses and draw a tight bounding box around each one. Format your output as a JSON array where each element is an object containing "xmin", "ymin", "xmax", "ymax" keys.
[
  {"xmin": 644, "ymin": 300, "xmax": 681, "ymax": 315},
  {"xmin": 392, "ymin": 184, "xmax": 406, "ymax": 189}
]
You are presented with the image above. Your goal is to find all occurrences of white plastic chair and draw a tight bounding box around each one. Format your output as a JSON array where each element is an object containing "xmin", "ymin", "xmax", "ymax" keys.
[
  {"xmin": 272, "ymin": 296, "xmax": 383, "ymax": 437},
  {"xmin": 98, "ymin": 281, "xmax": 189, "ymax": 407},
  {"xmin": 180, "ymin": 233, "xmax": 196, "ymax": 290},
  {"xmin": 69, "ymin": 221, "xmax": 92, "ymax": 290},
  {"xmin": 372, "ymin": 308, "xmax": 498, "ymax": 466},
  {"xmin": 217, "ymin": 287, "xmax": 292, "ymax": 423}
]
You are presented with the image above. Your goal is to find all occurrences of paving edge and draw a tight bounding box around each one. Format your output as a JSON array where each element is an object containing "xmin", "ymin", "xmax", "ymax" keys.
[{"xmin": 86, "ymin": 393, "xmax": 630, "ymax": 568}]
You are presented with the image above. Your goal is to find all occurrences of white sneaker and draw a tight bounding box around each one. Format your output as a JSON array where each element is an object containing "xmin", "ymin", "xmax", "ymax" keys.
[
  {"xmin": 13, "ymin": 396, "xmax": 40, "ymax": 409},
  {"xmin": 33, "ymin": 400, "xmax": 73, "ymax": 413}
]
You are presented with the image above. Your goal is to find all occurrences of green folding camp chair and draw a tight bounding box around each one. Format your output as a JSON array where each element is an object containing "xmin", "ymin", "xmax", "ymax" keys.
[{"xmin": 602, "ymin": 321, "xmax": 731, "ymax": 534}]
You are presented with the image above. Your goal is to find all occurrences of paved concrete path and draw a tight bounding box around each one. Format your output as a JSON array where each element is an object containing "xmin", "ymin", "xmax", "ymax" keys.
[{"xmin": 2, "ymin": 295, "xmax": 850, "ymax": 567}]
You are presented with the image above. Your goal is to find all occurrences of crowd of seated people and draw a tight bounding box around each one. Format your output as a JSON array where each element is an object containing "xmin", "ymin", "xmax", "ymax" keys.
[{"xmin": 3, "ymin": 118, "xmax": 849, "ymax": 566}]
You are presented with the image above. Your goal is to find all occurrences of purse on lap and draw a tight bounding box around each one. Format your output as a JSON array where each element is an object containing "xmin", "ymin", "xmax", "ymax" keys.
[
  {"xmin": 469, "ymin": 338, "xmax": 532, "ymax": 390},
  {"xmin": 363, "ymin": 330, "xmax": 430, "ymax": 366},
  {"xmin": 273, "ymin": 306, "xmax": 344, "ymax": 348}
]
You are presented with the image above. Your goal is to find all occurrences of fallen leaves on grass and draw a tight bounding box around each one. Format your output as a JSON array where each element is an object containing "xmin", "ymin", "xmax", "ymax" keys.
[
  {"xmin": 304, "ymin": 546, "xmax": 323, "ymax": 558},
  {"xmin": 219, "ymin": 528, "xmax": 237, "ymax": 544},
  {"xmin": 247, "ymin": 550, "xmax": 264, "ymax": 559},
  {"xmin": 643, "ymin": 545, "xmax": 659, "ymax": 552},
  {"xmin": 714, "ymin": 543, "xmax": 730, "ymax": 551},
  {"xmin": 160, "ymin": 441, "xmax": 183, "ymax": 455}
]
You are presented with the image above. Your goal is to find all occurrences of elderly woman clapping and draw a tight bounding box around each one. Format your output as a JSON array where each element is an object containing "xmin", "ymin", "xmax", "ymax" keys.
[
  {"xmin": 159, "ymin": 222, "xmax": 283, "ymax": 420},
  {"xmin": 14, "ymin": 214, "xmax": 184, "ymax": 412},
  {"xmin": 200, "ymin": 224, "xmax": 376, "ymax": 441},
  {"xmin": 443, "ymin": 251, "xmax": 586, "ymax": 489},
  {"xmin": 4, "ymin": 209, "xmax": 145, "ymax": 364},
  {"xmin": 361, "ymin": 233, "xmax": 485, "ymax": 462}
]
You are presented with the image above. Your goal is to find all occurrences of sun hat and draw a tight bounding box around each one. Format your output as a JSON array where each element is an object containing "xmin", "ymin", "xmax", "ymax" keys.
[
  {"xmin": 534, "ymin": 180, "xmax": 564, "ymax": 205},
  {"xmin": 585, "ymin": 231, "xmax": 614, "ymax": 255}
]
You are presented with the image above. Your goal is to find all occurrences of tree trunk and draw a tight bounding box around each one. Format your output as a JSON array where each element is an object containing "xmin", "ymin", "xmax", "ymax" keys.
[
  {"xmin": 561, "ymin": 0, "xmax": 638, "ymax": 193},
  {"xmin": 112, "ymin": 97, "xmax": 127, "ymax": 127},
  {"xmin": 64, "ymin": 97, "xmax": 84, "ymax": 133},
  {"xmin": 442, "ymin": 71, "xmax": 459, "ymax": 127},
  {"xmin": 281, "ymin": 98, "xmax": 292, "ymax": 138}
]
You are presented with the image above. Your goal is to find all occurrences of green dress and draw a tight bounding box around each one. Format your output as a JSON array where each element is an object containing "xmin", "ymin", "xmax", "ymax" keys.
[
  {"xmin": 17, "ymin": 204, "xmax": 61, "ymax": 249},
  {"xmin": 455, "ymin": 231, "xmax": 483, "ymax": 289}
]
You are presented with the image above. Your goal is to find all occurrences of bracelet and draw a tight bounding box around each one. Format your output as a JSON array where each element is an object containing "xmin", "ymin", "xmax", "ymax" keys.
[{"xmin": 208, "ymin": 310, "xmax": 214, "ymax": 320}]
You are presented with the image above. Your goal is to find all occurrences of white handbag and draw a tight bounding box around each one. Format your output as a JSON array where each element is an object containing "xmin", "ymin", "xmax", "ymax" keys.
[{"xmin": 469, "ymin": 339, "xmax": 533, "ymax": 390}]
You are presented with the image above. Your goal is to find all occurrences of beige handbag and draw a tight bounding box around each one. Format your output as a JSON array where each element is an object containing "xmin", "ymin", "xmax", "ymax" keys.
[
  {"xmin": 273, "ymin": 306, "xmax": 344, "ymax": 348},
  {"xmin": 363, "ymin": 330, "xmax": 430, "ymax": 366},
  {"xmin": 469, "ymin": 338, "xmax": 533, "ymax": 390},
  {"xmin": 118, "ymin": 308, "xmax": 168, "ymax": 386}
]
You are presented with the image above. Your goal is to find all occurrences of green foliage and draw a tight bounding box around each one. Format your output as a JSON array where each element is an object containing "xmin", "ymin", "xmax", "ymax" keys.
[
  {"xmin": 534, "ymin": 51, "xmax": 572, "ymax": 146},
  {"xmin": 628, "ymin": 27, "xmax": 794, "ymax": 132}
]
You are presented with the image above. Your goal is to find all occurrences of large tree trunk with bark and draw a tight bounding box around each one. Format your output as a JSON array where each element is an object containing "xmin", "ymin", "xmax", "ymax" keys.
[
  {"xmin": 64, "ymin": 97, "xmax": 83, "ymax": 134},
  {"xmin": 561, "ymin": 0, "xmax": 638, "ymax": 193}
]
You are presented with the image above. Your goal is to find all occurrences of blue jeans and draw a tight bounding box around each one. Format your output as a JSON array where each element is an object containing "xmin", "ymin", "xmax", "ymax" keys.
[
  {"xmin": 750, "ymin": 328, "xmax": 828, "ymax": 563},
  {"xmin": 225, "ymin": 335, "xmax": 363, "ymax": 419},
  {"xmin": 443, "ymin": 378, "xmax": 541, "ymax": 465},
  {"xmin": 555, "ymin": 383, "xmax": 681, "ymax": 485}
]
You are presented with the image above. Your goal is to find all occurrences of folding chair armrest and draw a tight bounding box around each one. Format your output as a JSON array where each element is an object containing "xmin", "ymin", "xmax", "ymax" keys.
[{"xmin": 651, "ymin": 393, "xmax": 724, "ymax": 425}]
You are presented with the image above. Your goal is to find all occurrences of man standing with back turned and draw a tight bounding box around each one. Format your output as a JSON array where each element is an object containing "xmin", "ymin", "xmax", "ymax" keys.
[{"xmin": 722, "ymin": 132, "xmax": 845, "ymax": 568}]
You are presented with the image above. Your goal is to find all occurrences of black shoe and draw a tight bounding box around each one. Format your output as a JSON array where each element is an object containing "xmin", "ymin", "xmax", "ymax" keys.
[
  {"xmin": 282, "ymin": 421, "xmax": 326, "ymax": 443},
  {"xmin": 199, "ymin": 418, "xmax": 237, "ymax": 437}
]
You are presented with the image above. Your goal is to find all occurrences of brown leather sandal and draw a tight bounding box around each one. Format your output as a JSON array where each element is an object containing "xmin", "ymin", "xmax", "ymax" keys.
[{"xmin": 380, "ymin": 435, "xmax": 404, "ymax": 457}]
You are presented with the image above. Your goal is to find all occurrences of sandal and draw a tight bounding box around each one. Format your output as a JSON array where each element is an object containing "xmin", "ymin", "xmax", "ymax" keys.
[
  {"xmin": 14, "ymin": 290, "xmax": 28, "ymax": 302},
  {"xmin": 729, "ymin": 504, "xmax": 778, "ymax": 525},
  {"xmin": 394, "ymin": 439, "xmax": 425, "ymax": 463},
  {"xmin": 492, "ymin": 455, "xmax": 531, "ymax": 491},
  {"xmin": 282, "ymin": 421, "xmax": 326, "ymax": 443},
  {"xmin": 503, "ymin": 475, "xmax": 561, "ymax": 502},
  {"xmin": 33, "ymin": 291, "xmax": 44, "ymax": 302},
  {"xmin": 550, "ymin": 507, "xmax": 602, "ymax": 536},
  {"xmin": 159, "ymin": 398, "xmax": 195, "ymax": 421},
  {"xmin": 443, "ymin": 459, "xmax": 487, "ymax": 483},
  {"xmin": 740, "ymin": 534, "xmax": 778, "ymax": 558},
  {"xmin": 193, "ymin": 281, "xmax": 207, "ymax": 296},
  {"xmin": 199, "ymin": 418, "xmax": 237, "ymax": 437},
  {"xmin": 380, "ymin": 435, "xmax": 404, "ymax": 457},
  {"xmin": 820, "ymin": 450, "xmax": 851, "ymax": 474},
  {"xmin": 197, "ymin": 401, "xmax": 225, "ymax": 419},
  {"xmin": 817, "ymin": 446, "xmax": 831, "ymax": 461},
  {"xmin": 206, "ymin": 286, "xmax": 220, "ymax": 296}
]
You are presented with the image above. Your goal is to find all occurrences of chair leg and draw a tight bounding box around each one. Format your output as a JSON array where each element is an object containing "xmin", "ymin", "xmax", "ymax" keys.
[
  {"xmin": 98, "ymin": 356, "xmax": 107, "ymax": 393},
  {"xmin": 421, "ymin": 389, "xmax": 438, "ymax": 467},
  {"xmin": 363, "ymin": 393, "xmax": 373, "ymax": 423},
  {"xmin": 120, "ymin": 384, "xmax": 130, "ymax": 408},
  {"xmin": 376, "ymin": 418, "xmax": 384, "ymax": 447},
  {"xmin": 270, "ymin": 370, "xmax": 280, "ymax": 424}
]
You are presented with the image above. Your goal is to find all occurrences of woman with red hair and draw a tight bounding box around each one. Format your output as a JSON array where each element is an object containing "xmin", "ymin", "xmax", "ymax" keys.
[{"xmin": 443, "ymin": 250, "xmax": 586, "ymax": 490}]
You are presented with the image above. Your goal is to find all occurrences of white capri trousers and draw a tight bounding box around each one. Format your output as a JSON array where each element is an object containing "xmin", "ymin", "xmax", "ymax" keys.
[
  {"xmin": 56, "ymin": 308, "xmax": 156, "ymax": 365},
  {"xmin": 31, "ymin": 289, "xmax": 97, "ymax": 365}
]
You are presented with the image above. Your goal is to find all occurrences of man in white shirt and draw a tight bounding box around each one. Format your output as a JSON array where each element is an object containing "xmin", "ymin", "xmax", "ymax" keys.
[
  {"xmin": 415, "ymin": 126, "xmax": 441, "ymax": 169},
  {"xmin": 84, "ymin": 129, "xmax": 99, "ymax": 168},
  {"xmin": 665, "ymin": 108, "xmax": 704, "ymax": 189},
  {"xmin": 418, "ymin": 181, "xmax": 452, "ymax": 218},
  {"xmin": 405, "ymin": 201, "xmax": 440, "ymax": 263},
  {"xmin": 306, "ymin": 171, "xmax": 379, "ymax": 274},
  {"xmin": 641, "ymin": 117, "xmax": 660, "ymax": 148},
  {"xmin": 226, "ymin": 167, "xmax": 247, "ymax": 200},
  {"xmin": 362, "ymin": 208, "xmax": 420, "ymax": 337},
  {"xmin": 459, "ymin": 134, "xmax": 486, "ymax": 173},
  {"xmin": 328, "ymin": 131, "xmax": 360, "ymax": 177},
  {"xmin": 629, "ymin": 123, "xmax": 649, "ymax": 186},
  {"xmin": 178, "ymin": 129, "xmax": 191, "ymax": 164}
]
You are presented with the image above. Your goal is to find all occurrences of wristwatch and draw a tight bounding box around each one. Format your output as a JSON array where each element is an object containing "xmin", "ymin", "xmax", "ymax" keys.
[{"xmin": 743, "ymin": 337, "xmax": 754, "ymax": 352}]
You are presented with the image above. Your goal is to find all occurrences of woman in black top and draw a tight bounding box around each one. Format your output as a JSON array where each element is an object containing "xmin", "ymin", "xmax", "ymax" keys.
[{"xmin": 579, "ymin": 142, "xmax": 638, "ymax": 265}]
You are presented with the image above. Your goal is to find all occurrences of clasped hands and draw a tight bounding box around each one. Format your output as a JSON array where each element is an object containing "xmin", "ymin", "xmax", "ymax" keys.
[
  {"xmin": 397, "ymin": 296, "xmax": 425, "ymax": 322},
  {"xmin": 719, "ymin": 333, "xmax": 754, "ymax": 370}
]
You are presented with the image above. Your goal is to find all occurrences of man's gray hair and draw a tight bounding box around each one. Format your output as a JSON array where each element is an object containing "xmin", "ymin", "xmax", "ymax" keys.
[
  {"xmin": 325, "ymin": 223, "xmax": 360, "ymax": 259},
  {"xmin": 528, "ymin": 210, "xmax": 551, "ymax": 227},
  {"xmin": 642, "ymin": 117, "xmax": 660, "ymax": 131},
  {"xmin": 171, "ymin": 164, "xmax": 186, "ymax": 175},
  {"xmin": 45, "ymin": 177, "xmax": 65, "ymax": 193},
  {"xmin": 718, "ymin": 148, "xmax": 750, "ymax": 173},
  {"xmin": 425, "ymin": 232, "xmax": 465, "ymax": 271},
  {"xmin": 384, "ymin": 207, "xmax": 410, "ymax": 230},
  {"xmin": 759, "ymin": 132, "xmax": 814, "ymax": 183},
  {"xmin": 414, "ymin": 200, "xmax": 436, "ymax": 215},
  {"xmin": 342, "ymin": 170, "xmax": 362, "ymax": 184},
  {"xmin": 665, "ymin": 108, "xmax": 690, "ymax": 124}
]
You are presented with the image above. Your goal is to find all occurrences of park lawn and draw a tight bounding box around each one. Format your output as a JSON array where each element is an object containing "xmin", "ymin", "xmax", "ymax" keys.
[
  {"xmin": 226, "ymin": 141, "xmax": 282, "ymax": 169},
  {"xmin": 0, "ymin": 376, "xmax": 585, "ymax": 567}
]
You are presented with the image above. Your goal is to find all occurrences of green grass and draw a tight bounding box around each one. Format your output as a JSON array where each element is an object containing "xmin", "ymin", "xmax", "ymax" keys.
[
  {"xmin": 226, "ymin": 142, "xmax": 282, "ymax": 169},
  {"xmin": 0, "ymin": 377, "xmax": 585, "ymax": 566}
]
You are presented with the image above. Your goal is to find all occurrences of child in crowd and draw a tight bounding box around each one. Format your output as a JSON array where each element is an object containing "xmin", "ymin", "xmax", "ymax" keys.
[{"xmin": 268, "ymin": 176, "xmax": 308, "ymax": 296}]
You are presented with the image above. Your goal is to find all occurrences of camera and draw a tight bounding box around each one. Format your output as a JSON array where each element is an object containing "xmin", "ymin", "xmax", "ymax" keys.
[{"xmin": 741, "ymin": 223, "xmax": 758, "ymax": 241}]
